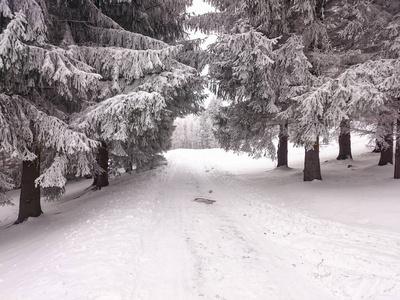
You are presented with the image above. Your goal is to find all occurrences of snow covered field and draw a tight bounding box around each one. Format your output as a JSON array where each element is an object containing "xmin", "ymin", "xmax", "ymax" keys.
[{"xmin": 1, "ymin": 138, "xmax": 400, "ymax": 299}]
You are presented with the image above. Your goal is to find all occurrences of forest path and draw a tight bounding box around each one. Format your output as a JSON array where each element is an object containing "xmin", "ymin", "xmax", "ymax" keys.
[
  {"xmin": 126, "ymin": 149, "xmax": 400, "ymax": 299},
  {"xmin": 127, "ymin": 150, "xmax": 330, "ymax": 300},
  {"xmin": 0, "ymin": 149, "xmax": 399, "ymax": 299},
  {"xmin": 128, "ymin": 150, "xmax": 333, "ymax": 300}
]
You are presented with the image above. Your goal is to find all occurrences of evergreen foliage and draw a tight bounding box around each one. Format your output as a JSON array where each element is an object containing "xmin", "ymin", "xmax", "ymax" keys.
[
  {"xmin": 0, "ymin": 0, "xmax": 204, "ymax": 215},
  {"xmin": 191, "ymin": 0, "xmax": 400, "ymax": 178}
]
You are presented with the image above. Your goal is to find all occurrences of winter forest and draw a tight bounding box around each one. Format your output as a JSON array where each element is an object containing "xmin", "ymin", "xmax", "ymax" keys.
[{"xmin": 1, "ymin": 0, "xmax": 400, "ymax": 299}]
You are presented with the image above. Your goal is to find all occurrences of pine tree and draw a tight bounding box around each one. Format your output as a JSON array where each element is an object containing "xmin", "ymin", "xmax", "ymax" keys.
[
  {"xmin": 0, "ymin": 0, "xmax": 204, "ymax": 222},
  {"xmin": 0, "ymin": 1, "xmax": 101, "ymax": 223},
  {"xmin": 194, "ymin": 0, "xmax": 400, "ymax": 180},
  {"xmin": 96, "ymin": 0, "xmax": 191, "ymax": 43},
  {"xmin": 189, "ymin": 1, "xmax": 318, "ymax": 168},
  {"xmin": 171, "ymin": 99, "xmax": 219, "ymax": 150},
  {"xmin": 293, "ymin": 57, "xmax": 400, "ymax": 178},
  {"xmin": 322, "ymin": 0, "xmax": 400, "ymax": 162},
  {"xmin": 62, "ymin": 0, "xmax": 204, "ymax": 187}
]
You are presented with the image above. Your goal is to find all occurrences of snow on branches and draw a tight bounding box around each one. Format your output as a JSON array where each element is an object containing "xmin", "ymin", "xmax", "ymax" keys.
[
  {"xmin": 0, "ymin": 11, "xmax": 102, "ymax": 98},
  {"xmin": 72, "ymin": 45, "xmax": 180, "ymax": 87},
  {"xmin": 0, "ymin": 171, "xmax": 14, "ymax": 206},
  {"xmin": 0, "ymin": 0, "xmax": 12, "ymax": 19},
  {"xmin": 209, "ymin": 26, "xmax": 277, "ymax": 104},
  {"xmin": 293, "ymin": 58, "xmax": 400, "ymax": 147},
  {"xmin": 35, "ymin": 155, "xmax": 68, "ymax": 188},
  {"xmin": 0, "ymin": 94, "xmax": 99, "ymax": 188},
  {"xmin": 74, "ymin": 91, "xmax": 166, "ymax": 143}
]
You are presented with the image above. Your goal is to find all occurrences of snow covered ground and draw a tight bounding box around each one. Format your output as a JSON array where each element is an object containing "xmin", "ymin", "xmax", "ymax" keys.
[{"xmin": 1, "ymin": 137, "xmax": 400, "ymax": 299}]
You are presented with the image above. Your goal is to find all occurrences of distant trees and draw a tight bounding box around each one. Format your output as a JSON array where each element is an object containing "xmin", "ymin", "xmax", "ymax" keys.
[{"xmin": 171, "ymin": 98, "xmax": 219, "ymax": 149}]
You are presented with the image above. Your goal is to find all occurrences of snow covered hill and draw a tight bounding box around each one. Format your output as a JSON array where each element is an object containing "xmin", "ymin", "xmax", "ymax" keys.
[{"xmin": 0, "ymin": 139, "xmax": 400, "ymax": 299}]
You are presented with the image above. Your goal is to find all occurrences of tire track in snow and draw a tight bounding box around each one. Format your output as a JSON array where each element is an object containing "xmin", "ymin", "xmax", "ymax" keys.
[
  {"xmin": 163, "ymin": 151, "xmax": 334, "ymax": 300},
  {"xmin": 129, "ymin": 157, "xmax": 196, "ymax": 299}
]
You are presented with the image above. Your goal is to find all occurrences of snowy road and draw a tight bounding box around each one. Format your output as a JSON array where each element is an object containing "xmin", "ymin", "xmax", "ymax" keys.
[
  {"xmin": 0, "ymin": 148, "xmax": 400, "ymax": 299},
  {"xmin": 129, "ymin": 151, "xmax": 332, "ymax": 300}
]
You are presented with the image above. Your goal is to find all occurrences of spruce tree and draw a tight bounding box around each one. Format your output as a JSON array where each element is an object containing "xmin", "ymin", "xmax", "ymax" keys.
[
  {"xmin": 0, "ymin": 1, "xmax": 101, "ymax": 223},
  {"xmin": 190, "ymin": 1, "xmax": 318, "ymax": 169},
  {"xmin": 195, "ymin": 0, "xmax": 400, "ymax": 180},
  {"xmin": 0, "ymin": 0, "xmax": 204, "ymax": 222},
  {"xmin": 321, "ymin": 0, "xmax": 400, "ymax": 162}
]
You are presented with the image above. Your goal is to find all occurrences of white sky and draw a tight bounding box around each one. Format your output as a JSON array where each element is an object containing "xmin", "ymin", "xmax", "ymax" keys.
[
  {"xmin": 187, "ymin": 0, "xmax": 215, "ymax": 15},
  {"xmin": 186, "ymin": 0, "xmax": 217, "ymax": 107},
  {"xmin": 187, "ymin": 0, "xmax": 217, "ymax": 49}
]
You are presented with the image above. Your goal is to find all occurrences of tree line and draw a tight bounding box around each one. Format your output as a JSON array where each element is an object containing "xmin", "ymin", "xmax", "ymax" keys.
[
  {"xmin": 171, "ymin": 97, "xmax": 220, "ymax": 150},
  {"xmin": 188, "ymin": 0, "xmax": 400, "ymax": 181}
]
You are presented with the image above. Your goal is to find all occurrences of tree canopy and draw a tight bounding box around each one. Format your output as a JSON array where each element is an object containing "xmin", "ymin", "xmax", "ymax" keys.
[{"xmin": 0, "ymin": 0, "xmax": 204, "ymax": 221}]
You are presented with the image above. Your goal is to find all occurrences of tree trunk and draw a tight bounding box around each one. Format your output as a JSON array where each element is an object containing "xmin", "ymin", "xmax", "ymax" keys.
[
  {"xmin": 277, "ymin": 123, "xmax": 288, "ymax": 167},
  {"xmin": 337, "ymin": 119, "xmax": 352, "ymax": 160},
  {"xmin": 378, "ymin": 132, "xmax": 394, "ymax": 166},
  {"xmin": 372, "ymin": 140, "xmax": 383, "ymax": 153},
  {"xmin": 304, "ymin": 137, "xmax": 322, "ymax": 181},
  {"xmin": 125, "ymin": 161, "xmax": 133, "ymax": 174},
  {"xmin": 15, "ymin": 147, "xmax": 42, "ymax": 224},
  {"xmin": 394, "ymin": 119, "xmax": 400, "ymax": 178},
  {"xmin": 94, "ymin": 141, "xmax": 109, "ymax": 188}
]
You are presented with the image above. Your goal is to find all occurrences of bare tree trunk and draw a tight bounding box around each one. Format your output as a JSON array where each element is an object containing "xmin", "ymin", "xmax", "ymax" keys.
[
  {"xmin": 394, "ymin": 119, "xmax": 400, "ymax": 178},
  {"xmin": 378, "ymin": 129, "xmax": 394, "ymax": 166},
  {"xmin": 94, "ymin": 141, "xmax": 109, "ymax": 188},
  {"xmin": 304, "ymin": 137, "xmax": 322, "ymax": 181},
  {"xmin": 337, "ymin": 119, "xmax": 352, "ymax": 160},
  {"xmin": 15, "ymin": 146, "xmax": 42, "ymax": 224},
  {"xmin": 277, "ymin": 123, "xmax": 288, "ymax": 167}
]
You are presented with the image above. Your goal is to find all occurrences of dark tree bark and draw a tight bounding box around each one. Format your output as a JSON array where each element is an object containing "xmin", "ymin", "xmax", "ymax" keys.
[
  {"xmin": 93, "ymin": 141, "xmax": 109, "ymax": 188},
  {"xmin": 304, "ymin": 137, "xmax": 322, "ymax": 181},
  {"xmin": 378, "ymin": 132, "xmax": 394, "ymax": 166},
  {"xmin": 372, "ymin": 140, "xmax": 383, "ymax": 153},
  {"xmin": 394, "ymin": 119, "xmax": 400, "ymax": 178},
  {"xmin": 15, "ymin": 146, "xmax": 42, "ymax": 224},
  {"xmin": 277, "ymin": 123, "xmax": 288, "ymax": 167},
  {"xmin": 125, "ymin": 161, "xmax": 133, "ymax": 174},
  {"xmin": 337, "ymin": 119, "xmax": 352, "ymax": 160}
]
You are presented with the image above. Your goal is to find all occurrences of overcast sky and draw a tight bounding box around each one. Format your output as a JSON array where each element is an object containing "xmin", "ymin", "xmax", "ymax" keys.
[
  {"xmin": 186, "ymin": 0, "xmax": 217, "ymax": 48},
  {"xmin": 186, "ymin": 0, "xmax": 217, "ymax": 107},
  {"xmin": 187, "ymin": 0, "xmax": 215, "ymax": 15}
]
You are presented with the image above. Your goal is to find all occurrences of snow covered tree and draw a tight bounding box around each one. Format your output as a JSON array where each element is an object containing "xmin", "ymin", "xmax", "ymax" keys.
[
  {"xmin": 0, "ymin": 94, "xmax": 99, "ymax": 223},
  {"xmin": 189, "ymin": 1, "xmax": 319, "ymax": 168},
  {"xmin": 95, "ymin": 0, "xmax": 190, "ymax": 43},
  {"xmin": 0, "ymin": 0, "xmax": 102, "ymax": 223},
  {"xmin": 292, "ymin": 0, "xmax": 400, "ymax": 179},
  {"xmin": 0, "ymin": 0, "xmax": 204, "ymax": 222},
  {"xmin": 319, "ymin": 0, "xmax": 400, "ymax": 162},
  {"xmin": 63, "ymin": 0, "xmax": 204, "ymax": 188},
  {"xmin": 195, "ymin": 0, "xmax": 400, "ymax": 180},
  {"xmin": 171, "ymin": 99, "xmax": 219, "ymax": 150},
  {"xmin": 293, "ymin": 58, "xmax": 400, "ymax": 179}
]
